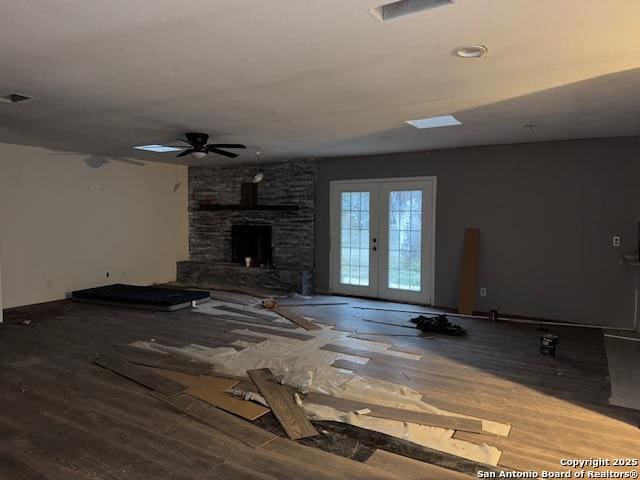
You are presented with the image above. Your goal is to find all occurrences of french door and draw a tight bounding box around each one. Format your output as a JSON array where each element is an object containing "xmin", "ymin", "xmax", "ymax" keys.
[{"xmin": 330, "ymin": 177, "xmax": 436, "ymax": 304}]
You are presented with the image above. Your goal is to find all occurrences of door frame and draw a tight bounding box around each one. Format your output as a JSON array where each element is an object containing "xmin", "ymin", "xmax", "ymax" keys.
[{"xmin": 329, "ymin": 176, "xmax": 437, "ymax": 305}]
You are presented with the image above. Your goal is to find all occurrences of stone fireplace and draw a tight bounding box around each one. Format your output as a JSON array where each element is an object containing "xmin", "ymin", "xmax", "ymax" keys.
[{"xmin": 176, "ymin": 159, "xmax": 315, "ymax": 294}]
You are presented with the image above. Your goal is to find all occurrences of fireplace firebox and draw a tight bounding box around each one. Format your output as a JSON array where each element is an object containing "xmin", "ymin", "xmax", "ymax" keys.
[{"xmin": 231, "ymin": 225, "xmax": 272, "ymax": 267}]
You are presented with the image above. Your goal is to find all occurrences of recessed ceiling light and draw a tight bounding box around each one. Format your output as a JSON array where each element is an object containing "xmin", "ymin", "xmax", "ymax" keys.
[
  {"xmin": 454, "ymin": 45, "xmax": 488, "ymax": 58},
  {"xmin": 133, "ymin": 144, "xmax": 184, "ymax": 153},
  {"xmin": 0, "ymin": 93, "xmax": 33, "ymax": 104},
  {"xmin": 406, "ymin": 115, "xmax": 461, "ymax": 129}
]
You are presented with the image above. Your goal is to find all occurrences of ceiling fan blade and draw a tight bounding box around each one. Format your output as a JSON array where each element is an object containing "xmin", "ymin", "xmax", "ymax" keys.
[
  {"xmin": 208, "ymin": 147, "xmax": 238, "ymax": 158},
  {"xmin": 208, "ymin": 143, "xmax": 246, "ymax": 149},
  {"xmin": 177, "ymin": 148, "xmax": 194, "ymax": 157}
]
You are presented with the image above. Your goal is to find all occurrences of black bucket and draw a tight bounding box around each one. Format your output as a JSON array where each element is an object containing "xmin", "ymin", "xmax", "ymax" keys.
[{"xmin": 540, "ymin": 334, "xmax": 559, "ymax": 356}]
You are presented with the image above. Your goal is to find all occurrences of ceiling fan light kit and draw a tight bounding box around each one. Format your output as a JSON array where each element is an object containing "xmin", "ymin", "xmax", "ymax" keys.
[{"xmin": 175, "ymin": 132, "xmax": 247, "ymax": 159}]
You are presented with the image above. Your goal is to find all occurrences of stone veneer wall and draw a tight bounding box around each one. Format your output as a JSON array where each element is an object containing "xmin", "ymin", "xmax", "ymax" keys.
[{"xmin": 178, "ymin": 158, "xmax": 316, "ymax": 293}]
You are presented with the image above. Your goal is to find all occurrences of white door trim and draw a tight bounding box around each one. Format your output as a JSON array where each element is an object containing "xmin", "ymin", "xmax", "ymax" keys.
[{"xmin": 329, "ymin": 176, "xmax": 437, "ymax": 305}]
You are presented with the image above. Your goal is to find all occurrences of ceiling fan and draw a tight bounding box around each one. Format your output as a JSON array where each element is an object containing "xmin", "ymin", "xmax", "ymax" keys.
[{"xmin": 176, "ymin": 132, "xmax": 246, "ymax": 159}]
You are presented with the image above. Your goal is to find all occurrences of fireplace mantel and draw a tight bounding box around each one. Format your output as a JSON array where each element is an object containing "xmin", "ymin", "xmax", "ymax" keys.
[{"xmin": 196, "ymin": 204, "xmax": 299, "ymax": 211}]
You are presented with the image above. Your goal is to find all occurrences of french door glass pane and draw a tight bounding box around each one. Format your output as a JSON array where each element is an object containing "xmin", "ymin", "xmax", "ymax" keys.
[
  {"xmin": 388, "ymin": 190, "xmax": 421, "ymax": 291},
  {"xmin": 340, "ymin": 192, "xmax": 370, "ymax": 286}
]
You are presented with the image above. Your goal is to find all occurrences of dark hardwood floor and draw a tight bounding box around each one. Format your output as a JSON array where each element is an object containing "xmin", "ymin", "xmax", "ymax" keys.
[{"xmin": 1, "ymin": 295, "xmax": 638, "ymax": 479}]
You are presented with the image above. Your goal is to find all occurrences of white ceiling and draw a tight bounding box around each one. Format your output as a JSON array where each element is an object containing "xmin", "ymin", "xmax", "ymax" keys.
[{"xmin": 2, "ymin": 0, "xmax": 640, "ymax": 165}]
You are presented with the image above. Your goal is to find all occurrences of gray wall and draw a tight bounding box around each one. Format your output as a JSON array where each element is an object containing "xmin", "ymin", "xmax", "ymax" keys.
[{"xmin": 315, "ymin": 137, "xmax": 640, "ymax": 328}]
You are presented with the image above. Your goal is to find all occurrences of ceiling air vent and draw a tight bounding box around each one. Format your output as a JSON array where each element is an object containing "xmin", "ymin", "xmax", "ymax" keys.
[
  {"xmin": 369, "ymin": 0, "xmax": 454, "ymax": 22},
  {"xmin": 0, "ymin": 93, "xmax": 33, "ymax": 104}
]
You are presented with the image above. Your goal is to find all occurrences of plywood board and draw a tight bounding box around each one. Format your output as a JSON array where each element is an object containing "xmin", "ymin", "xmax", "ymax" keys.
[
  {"xmin": 274, "ymin": 306, "xmax": 322, "ymax": 331},
  {"xmin": 93, "ymin": 356, "xmax": 186, "ymax": 396},
  {"xmin": 458, "ymin": 228, "xmax": 480, "ymax": 316},
  {"xmin": 149, "ymin": 368, "xmax": 270, "ymax": 420},
  {"xmin": 248, "ymin": 368, "xmax": 319, "ymax": 439},
  {"xmin": 304, "ymin": 392, "xmax": 482, "ymax": 433}
]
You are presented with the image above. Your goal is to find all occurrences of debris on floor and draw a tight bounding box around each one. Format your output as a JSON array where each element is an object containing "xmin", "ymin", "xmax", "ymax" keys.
[
  {"xmin": 261, "ymin": 298, "xmax": 278, "ymax": 309},
  {"xmin": 410, "ymin": 314, "xmax": 466, "ymax": 336},
  {"xmin": 130, "ymin": 320, "xmax": 510, "ymax": 465},
  {"xmin": 228, "ymin": 388, "xmax": 270, "ymax": 407},
  {"xmin": 88, "ymin": 295, "xmax": 512, "ymax": 474}
]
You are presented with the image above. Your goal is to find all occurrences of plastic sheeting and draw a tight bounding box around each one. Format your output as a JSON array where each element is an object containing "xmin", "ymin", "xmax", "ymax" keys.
[{"xmin": 132, "ymin": 307, "xmax": 509, "ymax": 465}]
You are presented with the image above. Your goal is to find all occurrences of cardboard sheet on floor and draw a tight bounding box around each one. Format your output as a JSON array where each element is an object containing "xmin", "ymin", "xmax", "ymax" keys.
[{"xmin": 147, "ymin": 367, "xmax": 270, "ymax": 420}]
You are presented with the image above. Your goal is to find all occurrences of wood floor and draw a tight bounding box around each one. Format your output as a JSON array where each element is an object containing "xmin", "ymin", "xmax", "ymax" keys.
[{"xmin": 1, "ymin": 295, "xmax": 639, "ymax": 479}]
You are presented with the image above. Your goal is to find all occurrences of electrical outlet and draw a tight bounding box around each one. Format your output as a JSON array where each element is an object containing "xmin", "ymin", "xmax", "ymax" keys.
[
  {"xmin": 612, "ymin": 236, "xmax": 621, "ymax": 247},
  {"xmin": 480, "ymin": 287, "xmax": 487, "ymax": 297}
]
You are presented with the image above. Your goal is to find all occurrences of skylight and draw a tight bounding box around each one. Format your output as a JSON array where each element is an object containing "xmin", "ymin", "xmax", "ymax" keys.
[
  {"xmin": 133, "ymin": 145, "xmax": 183, "ymax": 153},
  {"xmin": 406, "ymin": 115, "xmax": 461, "ymax": 129}
]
